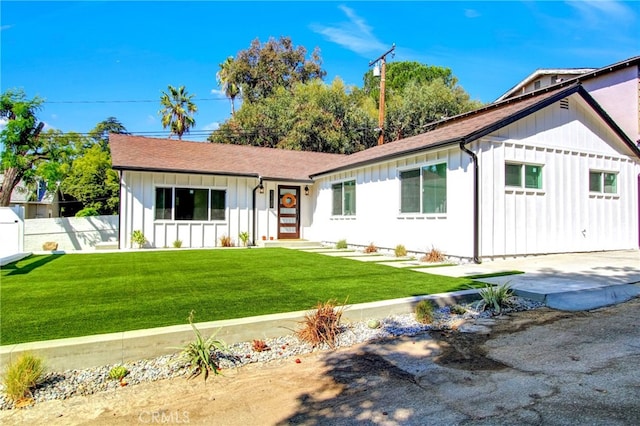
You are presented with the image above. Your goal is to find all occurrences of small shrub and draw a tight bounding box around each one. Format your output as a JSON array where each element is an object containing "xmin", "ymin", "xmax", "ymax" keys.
[
  {"xmin": 219, "ymin": 235, "xmax": 235, "ymax": 247},
  {"xmin": 335, "ymin": 239, "xmax": 348, "ymax": 249},
  {"xmin": 478, "ymin": 283, "xmax": 513, "ymax": 313},
  {"xmin": 177, "ymin": 311, "xmax": 227, "ymax": 382},
  {"xmin": 251, "ymin": 339, "xmax": 270, "ymax": 352},
  {"xmin": 238, "ymin": 231, "xmax": 250, "ymax": 247},
  {"xmin": 2, "ymin": 352, "xmax": 45, "ymax": 402},
  {"xmin": 173, "ymin": 239, "xmax": 183, "ymax": 248},
  {"xmin": 421, "ymin": 246, "xmax": 445, "ymax": 263},
  {"xmin": 75, "ymin": 207, "xmax": 100, "ymax": 217},
  {"xmin": 415, "ymin": 299, "xmax": 435, "ymax": 324},
  {"xmin": 108, "ymin": 365, "xmax": 129, "ymax": 381},
  {"xmin": 296, "ymin": 299, "xmax": 345, "ymax": 348},
  {"xmin": 131, "ymin": 230, "xmax": 146, "ymax": 247},
  {"xmin": 364, "ymin": 242, "xmax": 378, "ymax": 253},
  {"xmin": 394, "ymin": 244, "xmax": 407, "ymax": 257}
]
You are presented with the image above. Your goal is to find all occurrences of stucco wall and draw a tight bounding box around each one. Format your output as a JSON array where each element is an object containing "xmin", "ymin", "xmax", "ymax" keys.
[{"xmin": 24, "ymin": 215, "xmax": 119, "ymax": 252}]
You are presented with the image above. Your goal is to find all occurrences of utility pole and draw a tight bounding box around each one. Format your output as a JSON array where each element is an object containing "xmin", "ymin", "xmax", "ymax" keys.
[{"xmin": 369, "ymin": 44, "xmax": 395, "ymax": 145}]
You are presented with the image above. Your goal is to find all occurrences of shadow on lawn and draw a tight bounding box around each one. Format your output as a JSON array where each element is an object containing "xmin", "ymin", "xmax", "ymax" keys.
[{"xmin": 2, "ymin": 254, "xmax": 62, "ymax": 276}]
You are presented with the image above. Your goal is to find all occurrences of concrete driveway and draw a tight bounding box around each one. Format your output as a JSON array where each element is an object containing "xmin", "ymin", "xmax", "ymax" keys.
[{"xmin": 430, "ymin": 250, "xmax": 640, "ymax": 311}]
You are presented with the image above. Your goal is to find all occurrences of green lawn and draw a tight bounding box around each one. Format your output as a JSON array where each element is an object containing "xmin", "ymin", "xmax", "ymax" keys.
[{"xmin": 1, "ymin": 248, "xmax": 473, "ymax": 345}]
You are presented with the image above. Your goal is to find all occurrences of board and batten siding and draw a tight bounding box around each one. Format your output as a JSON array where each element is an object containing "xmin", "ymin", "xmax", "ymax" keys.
[
  {"xmin": 479, "ymin": 95, "xmax": 640, "ymax": 257},
  {"xmin": 307, "ymin": 147, "xmax": 476, "ymax": 258},
  {"xmin": 119, "ymin": 171, "xmax": 256, "ymax": 249}
]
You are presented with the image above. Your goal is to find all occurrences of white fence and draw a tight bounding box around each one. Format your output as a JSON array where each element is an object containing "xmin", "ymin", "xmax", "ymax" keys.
[
  {"xmin": 0, "ymin": 206, "xmax": 25, "ymax": 255},
  {"xmin": 24, "ymin": 215, "xmax": 119, "ymax": 252}
]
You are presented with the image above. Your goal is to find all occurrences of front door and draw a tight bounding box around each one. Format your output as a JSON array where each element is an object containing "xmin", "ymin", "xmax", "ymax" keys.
[{"xmin": 278, "ymin": 186, "xmax": 300, "ymax": 239}]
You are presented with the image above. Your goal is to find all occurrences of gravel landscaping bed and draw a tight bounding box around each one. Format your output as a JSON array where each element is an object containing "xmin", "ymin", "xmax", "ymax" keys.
[{"xmin": 0, "ymin": 296, "xmax": 543, "ymax": 410}]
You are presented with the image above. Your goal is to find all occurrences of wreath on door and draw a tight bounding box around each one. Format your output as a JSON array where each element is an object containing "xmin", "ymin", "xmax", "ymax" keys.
[{"xmin": 281, "ymin": 193, "xmax": 297, "ymax": 208}]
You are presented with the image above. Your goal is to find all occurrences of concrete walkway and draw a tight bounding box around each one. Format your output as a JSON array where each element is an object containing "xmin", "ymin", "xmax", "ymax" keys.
[{"xmin": 305, "ymin": 248, "xmax": 640, "ymax": 312}]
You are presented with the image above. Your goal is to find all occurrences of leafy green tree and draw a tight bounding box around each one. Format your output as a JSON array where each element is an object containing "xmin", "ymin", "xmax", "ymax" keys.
[
  {"xmin": 88, "ymin": 116, "xmax": 129, "ymax": 149},
  {"xmin": 61, "ymin": 144, "xmax": 120, "ymax": 215},
  {"xmin": 159, "ymin": 85, "xmax": 197, "ymax": 140},
  {"xmin": 210, "ymin": 79, "xmax": 376, "ymax": 154},
  {"xmin": 0, "ymin": 89, "xmax": 73, "ymax": 206},
  {"xmin": 217, "ymin": 57, "xmax": 241, "ymax": 116},
  {"xmin": 385, "ymin": 79, "xmax": 484, "ymax": 142},
  {"xmin": 362, "ymin": 61, "xmax": 457, "ymax": 105},
  {"xmin": 224, "ymin": 36, "xmax": 326, "ymax": 103}
]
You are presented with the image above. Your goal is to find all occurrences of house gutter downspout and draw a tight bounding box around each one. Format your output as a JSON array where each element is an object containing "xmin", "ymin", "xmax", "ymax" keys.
[
  {"xmin": 251, "ymin": 177, "xmax": 263, "ymax": 246},
  {"xmin": 459, "ymin": 141, "xmax": 481, "ymax": 264}
]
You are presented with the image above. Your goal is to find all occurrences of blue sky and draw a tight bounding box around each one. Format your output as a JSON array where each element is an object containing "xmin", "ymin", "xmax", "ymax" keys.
[{"xmin": 2, "ymin": 1, "xmax": 639, "ymax": 140}]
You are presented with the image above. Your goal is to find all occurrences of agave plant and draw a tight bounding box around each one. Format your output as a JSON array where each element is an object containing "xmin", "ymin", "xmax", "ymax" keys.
[{"xmin": 478, "ymin": 282, "xmax": 513, "ymax": 313}]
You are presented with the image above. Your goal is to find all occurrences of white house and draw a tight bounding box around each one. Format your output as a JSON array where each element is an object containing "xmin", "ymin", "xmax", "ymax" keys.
[{"xmin": 111, "ymin": 77, "xmax": 640, "ymax": 262}]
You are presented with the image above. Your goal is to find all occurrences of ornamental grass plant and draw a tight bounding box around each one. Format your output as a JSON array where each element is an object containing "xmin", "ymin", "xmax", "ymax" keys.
[
  {"xmin": 2, "ymin": 352, "xmax": 45, "ymax": 402},
  {"xmin": 296, "ymin": 300, "xmax": 345, "ymax": 348}
]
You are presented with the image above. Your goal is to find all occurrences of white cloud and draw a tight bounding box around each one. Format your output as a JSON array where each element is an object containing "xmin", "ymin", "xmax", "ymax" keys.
[
  {"xmin": 201, "ymin": 122, "xmax": 220, "ymax": 131},
  {"xmin": 566, "ymin": 0, "xmax": 635, "ymax": 26},
  {"xmin": 465, "ymin": 9, "xmax": 481, "ymax": 18},
  {"xmin": 310, "ymin": 5, "xmax": 387, "ymax": 56},
  {"xmin": 210, "ymin": 89, "xmax": 226, "ymax": 97},
  {"xmin": 0, "ymin": 117, "xmax": 7, "ymax": 131},
  {"xmin": 0, "ymin": 25, "xmax": 13, "ymax": 31},
  {"xmin": 146, "ymin": 115, "xmax": 156, "ymax": 124}
]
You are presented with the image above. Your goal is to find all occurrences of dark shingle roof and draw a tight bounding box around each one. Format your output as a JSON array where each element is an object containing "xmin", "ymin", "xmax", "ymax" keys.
[{"xmin": 110, "ymin": 135, "xmax": 345, "ymax": 181}]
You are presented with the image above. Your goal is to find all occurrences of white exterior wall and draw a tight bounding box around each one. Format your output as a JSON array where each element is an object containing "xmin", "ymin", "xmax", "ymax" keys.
[
  {"xmin": 583, "ymin": 66, "xmax": 640, "ymax": 144},
  {"xmin": 23, "ymin": 215, "xmax": 118, "ymax": 252},
  {"xmin": 307, "ymin": 147, "xmax": 475, "ymax": 258},
  {"xmin": 119, "ymin": 171, "xmax": 312, "ymax": 248},
  {"xmin": 479, "ymin": 95, "xmax": 640, "ymax": 257}
]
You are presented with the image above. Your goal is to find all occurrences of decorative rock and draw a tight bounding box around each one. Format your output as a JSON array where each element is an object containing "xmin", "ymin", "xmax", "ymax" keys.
[{"xmin": 42, "ymin": 242, "xmax": 58, "ymax": 251}]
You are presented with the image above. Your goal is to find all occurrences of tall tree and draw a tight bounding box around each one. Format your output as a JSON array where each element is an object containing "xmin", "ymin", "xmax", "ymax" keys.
[
  {"xmin": 209, "ymin": 79, "xmax": 376, "ymax": 154},
  {"xmin": 158, "ymin": 85, "xmax": 198, "ymax": 140},
  {"xmin": 61, "ymin": 143, "xmax": 120, "ymax": 215},
  {"xmin": 217, "ymin": 57, "xmax": 241, "ymax": 116},
  {"xmin": 0, "ymin": 89, "xmax": 71, "ymax": 206},
  {"xmin": 362, "ymin": 61, "xmax": 457, "ymax": 104},
  {"xmin": 385, "ymin": 79, "xmax": 484, "ymax": 142},
  {"xmin": 225, "ymin": 36, "xmax": 326, "ymax": 103},
  {"xmin": 88, "ymin": 116, "xmax": 129, "ymax": 149}
]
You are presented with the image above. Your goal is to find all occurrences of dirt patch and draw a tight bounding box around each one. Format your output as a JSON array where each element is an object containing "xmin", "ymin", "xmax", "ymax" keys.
[{"xmin": 432, "ymin": 308, "xmax": 577, "ymax": 371}]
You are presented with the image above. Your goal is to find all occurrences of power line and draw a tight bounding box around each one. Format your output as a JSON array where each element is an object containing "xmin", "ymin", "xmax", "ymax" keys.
[{"xmin": 43, "ymin": 97, "xmax": 230, "ymax": 104}]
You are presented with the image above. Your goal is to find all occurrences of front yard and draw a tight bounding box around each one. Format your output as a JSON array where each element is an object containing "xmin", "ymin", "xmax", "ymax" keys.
[{"xmin": 1, "ymin": 248, "xmax": 473, "ymax": 345}]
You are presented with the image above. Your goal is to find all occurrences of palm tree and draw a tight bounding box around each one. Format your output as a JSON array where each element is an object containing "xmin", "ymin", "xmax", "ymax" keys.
[
  {"xmin": 216, "ymin": 57, "xmax": 240, "ymax": 116},
  {"xmin": 158, "ymin": 85, "xmax": 198, "ymax": 140}
]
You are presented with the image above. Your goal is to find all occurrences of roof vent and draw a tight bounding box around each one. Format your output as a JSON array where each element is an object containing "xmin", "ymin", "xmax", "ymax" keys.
[{"xmin": 560, "ymin": 98, "xmax": 569, "ymax": 110}]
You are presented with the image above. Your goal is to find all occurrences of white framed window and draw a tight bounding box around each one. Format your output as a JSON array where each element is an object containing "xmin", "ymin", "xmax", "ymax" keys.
[
  {"xmin": 589, "ymin": 171, "xmax": 617, "ymax": 194},
  {"xmin": 399, "ymin": 162, "xmax": 447, "ymax": 214},
  {"xmin": 505, "ymin": 163, "xmax": 543, "ymax": 190},
  {"xmin": 154, "ymin": 187, "xmax": 226, "ymax": 221},
  {"xmin": 332, "ymin": 180, "xmax": 356, "ymax": 216}
]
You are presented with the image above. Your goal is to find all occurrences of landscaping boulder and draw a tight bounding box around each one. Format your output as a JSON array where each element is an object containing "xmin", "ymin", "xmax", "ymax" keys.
[{"xmin": 42, "ymin": 241, "xmax": 58, "ymax": 251}]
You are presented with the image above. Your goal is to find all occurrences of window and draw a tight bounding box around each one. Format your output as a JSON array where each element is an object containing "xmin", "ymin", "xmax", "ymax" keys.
[
  {"xmin": 210, "ymin": 190, "xmax": 226, "ymax": 220},
  {"xmin": 155, "ymin": 188, "xmax": 172, "ymax": 220},
  {"xmin": 534, "ymin": 80, "xmax": 541, "ymax": 90},
  {"xmin": 589, "ymin": 171, "xmax": 617, "ymax": 194},
  {"xmin": 155, "ymin": 187, "xmax": 226, "ymax": 221},
  {"xmin": 505, "ymin": 163, "xmax": 543, "ymax": 189},
  {"xmin": 332, "ymin": 180, "xmax": 356, "ymax": 216},
  {"xmin": 400, "ymin": 163, "xmax": 447, "ymax": 214}
]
